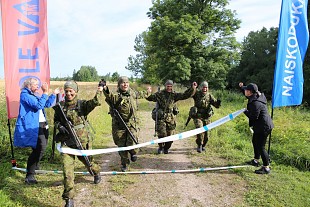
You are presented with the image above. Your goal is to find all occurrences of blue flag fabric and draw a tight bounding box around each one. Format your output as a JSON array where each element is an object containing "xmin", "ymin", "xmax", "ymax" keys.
[{"xmin": 272, "ymin": 0, "xmax": 309, "ymax": 108}]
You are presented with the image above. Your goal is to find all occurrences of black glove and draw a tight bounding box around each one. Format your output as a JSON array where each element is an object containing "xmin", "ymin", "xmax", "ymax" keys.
[
  {"xmin": 98, "ymin": 79, "xmax": 106, "ymax": 87},
  {"xmin": 58, "ymin": 125, "xmax": 69, "ymax": 134},
  {"xmin": 216, "ymin": 99, "xmax": 221, "ymax": 106},
  {"xmin": 104, "ymin": 86, "xmax": 110, "ymax": 94}
]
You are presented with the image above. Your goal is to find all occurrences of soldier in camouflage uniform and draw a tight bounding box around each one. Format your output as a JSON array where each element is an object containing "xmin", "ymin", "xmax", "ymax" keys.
[
  {"xmin": 54, "ymin": 81, "xmax": 102, "ymax": 207},
  {"xmin": 102, "ymin": 76, "xmax": 148, "ymax": 172},
  {"xmin": 190, "ymin": 81, "xmax": 221, "ymax": 153},
  {"xmin": 146, "ymin": 80, "xmax": 197, "ymax": 154}
]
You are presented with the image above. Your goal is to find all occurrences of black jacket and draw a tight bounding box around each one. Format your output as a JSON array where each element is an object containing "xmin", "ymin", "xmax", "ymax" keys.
[{"xmin": 244, "ymin": 93, "xmax": 274, "ymax": 133}]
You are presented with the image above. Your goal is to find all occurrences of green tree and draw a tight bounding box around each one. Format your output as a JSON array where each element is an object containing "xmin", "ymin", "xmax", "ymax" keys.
[
  {"xmin": 72, "ymin": 69, "xmax": 77, "ymax": 80},
  {"xmin": 111, "ymin": 72, "xmax": 120, "ymax": 82},
  {"xmin": 127, "ymin": 0, "xmax": 241, "ymax": 88},
  {"xmin": 73, "ymin": 66, "xmax": 99, "ymax": 82},
  {"xmin": 227, "ymin": 27, "xmax": 278, "ymax": 97}
]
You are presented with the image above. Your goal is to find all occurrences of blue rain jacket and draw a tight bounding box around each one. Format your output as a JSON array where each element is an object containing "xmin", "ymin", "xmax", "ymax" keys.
[{"xmin": 14, "ymin": 88, "xmax": 56, "ymax": 148}]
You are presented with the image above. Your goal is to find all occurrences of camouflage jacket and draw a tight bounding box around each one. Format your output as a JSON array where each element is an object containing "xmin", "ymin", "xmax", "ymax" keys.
[
  {"xmin": 192, "ymin": 90, "xmax": 218, "ymax": 119},
  {"xmin": 103, "ymin": 88, "xmax": 141, "ymax": 127},
  {"xmin": 146, "ymin": 87, "xmax": 194, "ymax": 118},
  {"xmin": 54, "ymin": 92, "xmax": 101, "ymax": 146}
]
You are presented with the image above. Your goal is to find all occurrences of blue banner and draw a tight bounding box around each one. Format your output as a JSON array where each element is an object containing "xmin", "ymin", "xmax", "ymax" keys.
[{"xmin": 272, "ymin": 0, "xmax": 309, "ymax": 108}]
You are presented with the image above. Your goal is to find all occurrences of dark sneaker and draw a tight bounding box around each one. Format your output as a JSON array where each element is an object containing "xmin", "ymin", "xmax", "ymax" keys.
[
  {"xmin": 25, "ymin": 176, "xmax": 38, "ymax": 185},
  {"xmin": 255, "ymin": 167, "xmax": 270, "ymax": 174},
  {"xmin": 121, "ymin": 164, "xmax": 127, "ymax": 172},
  {"xmin": 131, "ymin": 154, "xmax": 138, "ymax": 162},
  {"xmin": 163, "ymin": 149, "xmax": 169, "ymax": 154},
  {"xmin": 246, "ymin": 159, "xmax": 260, "ymax": 167},
  {"xmin": 157, "ymin": 148, "xmax": 163, "ymax": 154},
  {"xmin": 202, "ymin": 147, "xmax": 206, "ymax": 151},
  {"xmin": 94, "ymin": 174, "xmax": 101, "ymax": 184},
  {"xmin": 197, "ymin": 145, "xmax": 202, "ymax": 153},
  {"xmin": 65, "ymin": 198, "xmax": 74, "ymax": 207}
]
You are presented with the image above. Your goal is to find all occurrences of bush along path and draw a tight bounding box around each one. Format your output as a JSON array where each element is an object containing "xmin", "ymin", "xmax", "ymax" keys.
[{"xmin": 72, "ymin": 111, "xmax": 248, "ymax": 207}]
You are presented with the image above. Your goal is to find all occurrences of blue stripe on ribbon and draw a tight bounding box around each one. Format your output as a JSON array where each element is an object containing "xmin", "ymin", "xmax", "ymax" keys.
[
  {"xmin": 178, "ymin": 134, "xmax": 183, "ymax": 140},
  {"xmin": 112, "ymin": 171, "xmax": 117, "ymax": 175},
  {"xmin": 171, "ymin": 170, "xmax": 176, "ymax": 173},
  {"xmin": 56, "ymin": 109, "xmax": 245, "ymax": 156},
  {"xmin": 200, "ymin": 168, "xmax": 205, "ymax": 172}
]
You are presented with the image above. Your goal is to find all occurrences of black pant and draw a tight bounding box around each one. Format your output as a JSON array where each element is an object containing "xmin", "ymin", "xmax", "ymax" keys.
[
  {"xmin": 252, "ymin": 130, "xmax": 271, "ymax": 166},
  {"xmin": 26, "ymin": 122, "xmax": 48, "ymax": 177}
]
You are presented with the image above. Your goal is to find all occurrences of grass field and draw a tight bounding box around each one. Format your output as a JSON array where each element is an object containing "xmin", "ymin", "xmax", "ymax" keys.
[{"xmin": 0, "ymin": 81, "xmax": 309, "ymax": 207}]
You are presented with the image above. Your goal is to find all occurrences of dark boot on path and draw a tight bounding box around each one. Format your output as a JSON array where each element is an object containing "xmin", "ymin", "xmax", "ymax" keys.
[
  {"xmin": 121, "ymin": 164, "xmax": 127, "ymax": 172},
  {"xmin": 94, "ymin": 174, "xmax": 101, "ymax": 184},
  {"xmin": 197, "ymin": 145, "xmax": 202, "ymax": 153},
  {"xmin": 65, "ymin": 199, "xmax": 74, "ymax": 207}
]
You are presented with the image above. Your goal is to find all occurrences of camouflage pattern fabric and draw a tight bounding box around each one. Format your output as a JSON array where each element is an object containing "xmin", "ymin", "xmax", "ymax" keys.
[
  {"xmin": 146, "ymin": 87, "xmax": 194, "ymax": 150},
  {"xmin": 192, "ymin": 90, "xmax": 219, "ymax": 147},
  {"xmin": 62, "ymin": 152, "xmax": 101, "ymax": 199},
  {"xmin": 54, "ymin": 92, "xmax": 101, "ymax": 199},
  {"xmin": 193, "ymin": 118, "xmax": 211, "ymax": 147},
  {"xmin": 103, "ymin": 88, "xmax": 140, "ymax": 165}
]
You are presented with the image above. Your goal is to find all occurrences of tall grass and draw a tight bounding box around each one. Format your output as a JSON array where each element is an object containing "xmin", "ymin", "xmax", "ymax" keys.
[
  {"xmin": 177, "ymin": 89, "xmax": 310, "ymax": 207},
  {"xmin": 0, "ymin": 82, "xmax": 309, "ymax": 206}
]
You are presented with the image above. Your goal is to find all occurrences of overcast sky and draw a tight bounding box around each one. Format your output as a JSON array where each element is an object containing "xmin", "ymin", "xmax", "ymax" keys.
[{"xmin": 0, "ymin": 0, "xmax": 282, "ymax": 79}]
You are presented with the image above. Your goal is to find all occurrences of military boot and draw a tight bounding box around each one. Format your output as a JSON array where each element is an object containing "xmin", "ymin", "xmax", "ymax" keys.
[
  {"xmin": 25, "ymin": 175, "xmax": 38, "ymax": 185},
  {"xmin": 65, "ymin": 199, "xmax": 74, "ymax": 207},
  {"xmin": 121, "ymin": 164, "xmax": 127, "ymax": 172},
  {"xmin": 130, "ymin": 154, "xmax": 138, "ymax": 162},
  {"xmin": 157, "ymin": 147, "xmax": 163, "ymax": 154},
  {"xmin": 94, "ymin": 174, "xmax": 101, "ymax": 184},
  {"xmin": 197, "ymin": 145, "xmax": 202, "ymax": 153}
]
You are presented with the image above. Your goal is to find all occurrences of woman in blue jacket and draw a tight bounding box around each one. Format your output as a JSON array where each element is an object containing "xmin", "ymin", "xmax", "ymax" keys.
[{"xmin": 14, "ymin": 78, "xmax": 59, "ymax": 184}]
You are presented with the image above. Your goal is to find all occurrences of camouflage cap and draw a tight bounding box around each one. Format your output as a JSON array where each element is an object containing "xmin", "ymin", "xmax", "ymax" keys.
[
  {"xmin": 64, "ymin": 81, "xmax": 78, "ymax": 92},
  {"xmin": 200, "ymin": 81, "xmax": 208, "ymax": 88},
  {"xmin": 118, "ymin": 76, "xmax": 129, "ymax": 87},
  {"xmin": 165, "ymin": 80, "xmax": 173, "ymax": 86}
]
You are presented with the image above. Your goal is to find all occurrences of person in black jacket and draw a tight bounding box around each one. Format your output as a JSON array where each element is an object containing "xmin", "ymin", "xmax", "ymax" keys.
[{"xmin": 239, "ymin": 82, "xmax": 274, "ymax": 174}]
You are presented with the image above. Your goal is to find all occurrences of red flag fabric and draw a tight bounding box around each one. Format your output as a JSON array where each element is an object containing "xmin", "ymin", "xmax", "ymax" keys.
[{"xmin": 1, "ymin": 0, "xmax": 50, "ymax": 118}]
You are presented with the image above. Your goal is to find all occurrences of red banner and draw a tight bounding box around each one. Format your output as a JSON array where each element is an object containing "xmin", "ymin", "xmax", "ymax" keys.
[{"xmin": 1, "ymin": 0, "xmax": 50, "ymax": 118}]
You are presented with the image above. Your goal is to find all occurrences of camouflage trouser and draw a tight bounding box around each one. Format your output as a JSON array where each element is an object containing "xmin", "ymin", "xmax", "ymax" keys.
[
  {"xmin": 157, "ymin": 118, "xmax": 176, "ymax": 150},
  {"xmin": 62, "ymin": 144, "xmax": 100, "ymax": 200},
  {"xmin": 112, "ymin": 124, "xmax": 138, "ymax": 165},
  {"xmin": 193, "ymin": 118, "xmax": 211, "ymax": 147}
]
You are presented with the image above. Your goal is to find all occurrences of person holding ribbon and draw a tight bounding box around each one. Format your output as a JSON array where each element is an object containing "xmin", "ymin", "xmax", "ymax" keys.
[
  {"xmin": 14, "ymin": 78, "xmax": 60, "ymax": 184},
  {"xmin": 239, "ymin": 82, "xmax": 274, "ymax": 174}
]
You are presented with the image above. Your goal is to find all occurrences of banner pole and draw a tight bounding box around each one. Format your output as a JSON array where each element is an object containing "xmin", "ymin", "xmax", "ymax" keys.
[
  {"xmin": 50, "ymin": 94, "xmax": 60, "ymax": 161},
  {"xmin": 267, "ymin": 107, "xmax": 274, "ymax": 162},
  {"xmin": 7, "ymin": 119, "xmax": 16, "ymax": 167}
]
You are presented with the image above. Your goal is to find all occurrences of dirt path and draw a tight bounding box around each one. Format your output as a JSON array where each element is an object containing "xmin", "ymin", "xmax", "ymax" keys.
[{"xmin": 73, "ymin": 111, "xmax": 247, "ymax": 207}]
